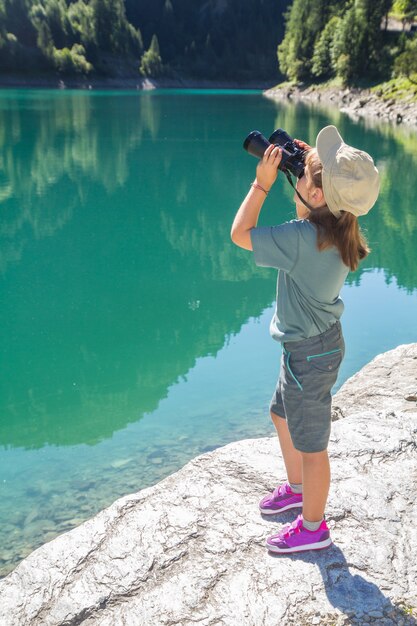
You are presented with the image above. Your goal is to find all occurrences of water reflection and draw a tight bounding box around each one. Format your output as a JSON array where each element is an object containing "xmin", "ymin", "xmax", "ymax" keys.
[
  {"xmin": 0, "ymin": 90, "xmax": 417, "ymax": 454},
  {"xmin": 0, "ymin": 91, "xmax": 272, "ymax": 449},
  {"xmin": 0, "ymin": 92, "xmax": 161, "ymax": 274}
]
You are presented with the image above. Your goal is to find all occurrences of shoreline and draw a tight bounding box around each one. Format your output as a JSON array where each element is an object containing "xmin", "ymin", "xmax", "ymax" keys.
[
  {"xmin": 0, "ymin": 74, "xmax": 275, "ymax": 91},
  {"xmin": 2, "ymin": 74, "xmax": 417, "ymax": 128},
  {"xmin": 264, "ymin": 83, "xmax": 417, "ymax": 127}
]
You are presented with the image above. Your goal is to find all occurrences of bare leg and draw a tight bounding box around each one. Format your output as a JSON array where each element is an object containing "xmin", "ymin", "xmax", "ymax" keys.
[
  {"xmin": 301, "ymin": 450, "xmax": 330, "ymax": 522},
  {"xmin": 270, "ymin": 411, "xmax": 302, "ymax": 485}
]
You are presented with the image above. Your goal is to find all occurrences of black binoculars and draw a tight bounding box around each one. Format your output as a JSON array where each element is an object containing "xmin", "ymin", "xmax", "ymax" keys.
[{"xmin": 243, "ymin": 129, "xmax": 305, "ymax": 179}]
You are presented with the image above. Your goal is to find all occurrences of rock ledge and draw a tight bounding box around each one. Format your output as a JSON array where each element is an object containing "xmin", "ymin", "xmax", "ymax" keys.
[
  {"xmin": 0, "ymin": 344, "xmax": 416, "ymax": 626},
  {"xmin": 264, "ymin": 84, "xmax": 417, "ymax": 127}
]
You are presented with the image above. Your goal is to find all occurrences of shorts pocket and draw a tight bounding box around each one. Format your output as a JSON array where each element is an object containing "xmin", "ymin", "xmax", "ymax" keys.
[
  {"xmin": 307, "ymin": 349, "xmax": 343, "ymax": 373},
  {"xmin": 283, "ymin": 349, "xmax": 303, "ymax": 391}
]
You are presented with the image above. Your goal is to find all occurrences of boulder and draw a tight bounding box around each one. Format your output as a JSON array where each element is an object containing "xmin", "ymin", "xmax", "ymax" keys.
[{"xmin": 0, "ymin": 344, "xmax": 416, "ymax": 626}]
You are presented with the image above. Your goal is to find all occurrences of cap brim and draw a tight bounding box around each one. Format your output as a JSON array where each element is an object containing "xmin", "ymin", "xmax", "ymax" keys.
[
  {"xmin": 316, "ymin": 125, "xmax": 344, "ymax": 218},
  {"xmin": 316, "ymin": 125, "xmax": 344, "ymax": 168}
]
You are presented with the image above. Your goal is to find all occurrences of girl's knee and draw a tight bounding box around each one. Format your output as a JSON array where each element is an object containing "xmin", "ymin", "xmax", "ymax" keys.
[{"xmin": 300, "ymin": 449, "xmax": 328, "ymax": 459}]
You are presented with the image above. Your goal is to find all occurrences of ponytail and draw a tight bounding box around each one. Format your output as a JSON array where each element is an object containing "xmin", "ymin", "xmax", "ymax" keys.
[
  {"xmin": 305, "ymin": 150, "xmax": 370, "ymax": 272},
  {"xmin": 308, "ymin": 208, "xmax": 370, "ymax": 271}
]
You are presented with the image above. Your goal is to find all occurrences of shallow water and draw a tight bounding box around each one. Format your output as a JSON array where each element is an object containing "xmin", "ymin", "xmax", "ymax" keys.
[{"xmin": 0, "ymin": 89, "xmax": 416, "ymax": 576}]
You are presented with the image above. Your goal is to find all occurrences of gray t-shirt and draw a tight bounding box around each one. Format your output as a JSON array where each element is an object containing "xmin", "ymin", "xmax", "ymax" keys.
[{"xmin": 250, "ymin": 219, "xmax": 349, "ymax": 343}]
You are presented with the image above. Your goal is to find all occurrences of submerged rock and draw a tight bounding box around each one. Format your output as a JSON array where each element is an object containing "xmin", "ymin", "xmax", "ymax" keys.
[{"xmin": 0, "ymin": 345, "xmax": 416, "ymax": 626}]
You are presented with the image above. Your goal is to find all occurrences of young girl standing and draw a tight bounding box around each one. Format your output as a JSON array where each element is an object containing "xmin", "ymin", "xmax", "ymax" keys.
[{"xmin": 231, "ymin": 125, "xmax": 379, "ymax": 553}]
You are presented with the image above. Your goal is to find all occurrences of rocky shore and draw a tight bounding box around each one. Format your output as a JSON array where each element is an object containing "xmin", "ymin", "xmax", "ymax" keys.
[
  {"xmin": 0, "ymin": 343, "xmax": 416, "ymax": 625},
  {"xmin": 264, "ymin": 83, "xmax": 417, "ymax": 127}
]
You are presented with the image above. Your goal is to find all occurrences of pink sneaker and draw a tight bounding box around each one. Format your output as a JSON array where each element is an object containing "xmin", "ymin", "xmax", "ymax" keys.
[
  {"xmin": 259, "ymin": 482, "xmax": 303, "ymax": 515},
  {"xmin": 266, "ymin": 514, "xmax": 332, "ymax": 553}
]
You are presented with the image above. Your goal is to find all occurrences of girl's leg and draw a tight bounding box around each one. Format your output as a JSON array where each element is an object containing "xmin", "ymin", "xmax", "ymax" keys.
[
  {"xmin": 270, "ymin": 411, "xmax": 302, "ymax": 485},
  {"xmin": 301, "ymin": 449, "xmax": 330, "ymax": 522}
]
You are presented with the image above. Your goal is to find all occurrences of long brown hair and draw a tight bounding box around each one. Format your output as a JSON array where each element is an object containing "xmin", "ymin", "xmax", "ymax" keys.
[{"xmin": 305, "ymin": 150, "xmax": 370, "ymax": 272}]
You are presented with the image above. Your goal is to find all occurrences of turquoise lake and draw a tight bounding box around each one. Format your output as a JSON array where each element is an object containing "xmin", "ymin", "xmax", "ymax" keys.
[{"xmin": 1, "ymin": 89, "xmax": 416, "ymax": 576}]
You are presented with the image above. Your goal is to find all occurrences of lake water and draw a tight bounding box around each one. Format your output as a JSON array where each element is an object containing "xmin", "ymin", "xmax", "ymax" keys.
[{"xmin": 1, "ymin": 89, "xmax": 416, "ymax": 577}]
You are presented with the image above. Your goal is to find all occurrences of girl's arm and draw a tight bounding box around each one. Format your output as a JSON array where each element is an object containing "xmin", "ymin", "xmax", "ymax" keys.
[{"xmin": 231, "ymin": 145, "xmax": 282, "ymax": 250}]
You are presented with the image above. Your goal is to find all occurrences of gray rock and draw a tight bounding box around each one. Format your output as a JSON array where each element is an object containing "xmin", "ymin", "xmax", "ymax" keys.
[
  {"xmin": 264, "ymin": 85, "xmax": 417, "ymax": 128},
  {"xmin": 0, "ymin": 344, "xmax": 416, "ymax": 626}
]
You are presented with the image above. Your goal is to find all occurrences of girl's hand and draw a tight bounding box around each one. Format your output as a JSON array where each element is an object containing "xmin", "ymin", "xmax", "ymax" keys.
[
  {"xmin": 294, "ymin": 138, "xmax": 312, "ymax": 151},
  {"xmin": 255, "ymin": 144, "xmax": 282, "ymax": 191}
]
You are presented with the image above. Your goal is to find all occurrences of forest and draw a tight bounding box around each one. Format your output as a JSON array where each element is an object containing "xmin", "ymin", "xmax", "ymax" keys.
[
  {"xmin": 0, "ymin": 0, "xmax": 291, "ymax": 80},
  {"xmin": 278, "ymin": 0, "xmax": 417, "ymax": 84},
  {"xmin": 0, "ymin": 0, "xmax": 416, "ymax": 84}
]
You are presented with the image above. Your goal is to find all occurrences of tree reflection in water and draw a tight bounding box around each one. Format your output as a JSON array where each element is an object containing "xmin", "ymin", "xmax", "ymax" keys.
[{"xmin": 0, "ymin": 90, "xmax": 416, "ymax": 452}]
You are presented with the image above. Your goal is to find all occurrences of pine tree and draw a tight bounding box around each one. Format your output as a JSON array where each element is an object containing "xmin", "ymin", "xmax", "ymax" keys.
[
  {"xmin": 330, "ymin": 0, "xmax": 393, "ymax": 82},
  {"xmin": 278, "ymin": 0, "xmax": 343, "ymax": 82},
  {"xmin": 67, "ymin": 1, "xmax": 97, "ymax": 50},
  {"xmin": 279, "ymin": 0, "xmax": 394, "ymax": 83},
  {"xmin": 394, "ymin": 33, "xmax": 417, "ymax": 81},
  {"xmin": 90, "ymin": 0, "xmax": 140, "ymax": 55},
  {"xmin": 312, "ymin": 16, "xmax": 340, "ymax": 79},
  {"xmin": 44, "ymin": 0, "xmax": 69, "ymax": 49},
  {"xmin": 140, "ymin": 34, "xmax": 163, "ymax": 77}
]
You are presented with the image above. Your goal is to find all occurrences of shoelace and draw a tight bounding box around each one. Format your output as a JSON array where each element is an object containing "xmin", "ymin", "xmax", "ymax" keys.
[
  {"xmin": 273, "ymin": 483, "xmax": 288, "ymax": 499},
  {"xmin": 282, "ymin": 517, "xmax": 303, "ymax": 539}
]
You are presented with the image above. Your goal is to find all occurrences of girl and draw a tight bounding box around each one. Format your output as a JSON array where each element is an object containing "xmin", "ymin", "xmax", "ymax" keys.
[{"xmin": 231, "ymin": 125, "xmax": 379, "ymax": 553}]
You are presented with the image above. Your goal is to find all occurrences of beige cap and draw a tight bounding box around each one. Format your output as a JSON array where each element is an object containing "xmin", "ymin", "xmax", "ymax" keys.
[{"xmin": 316, "ymin": 125, "xmax": 380, "ymax": 218}]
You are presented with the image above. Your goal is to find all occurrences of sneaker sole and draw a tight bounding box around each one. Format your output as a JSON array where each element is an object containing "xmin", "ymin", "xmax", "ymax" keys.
[
  {"xmin": 266, "ymin": 537, "xmax": 332, "ymax": 553},
  {"xmin": 259, "ymin": 501, "xmax": 303, "ymax": 515}
]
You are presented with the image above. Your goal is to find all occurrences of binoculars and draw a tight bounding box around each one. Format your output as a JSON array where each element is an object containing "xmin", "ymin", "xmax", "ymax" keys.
[{"xmin": 243, "ymin": 129, "xmax": 305, "ymax": 179}]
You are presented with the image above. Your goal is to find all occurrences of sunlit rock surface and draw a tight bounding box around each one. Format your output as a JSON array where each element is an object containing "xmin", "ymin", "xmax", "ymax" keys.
[
  {"xmin": 0, "ymin": 344, "xmax": 416, "ymax": 626},
  {"xmin": 264, "ymin": 84, "xmax": 417, "ymax": 127}
]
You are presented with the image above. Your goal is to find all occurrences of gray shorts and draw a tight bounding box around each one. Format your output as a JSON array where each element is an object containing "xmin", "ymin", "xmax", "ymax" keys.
[{"xmin": 270, "ymin": 322, "xmax": 345, "ymax": 453}]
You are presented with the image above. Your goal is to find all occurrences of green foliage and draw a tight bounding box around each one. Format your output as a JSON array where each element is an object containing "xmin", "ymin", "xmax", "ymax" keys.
[
  {"xmin": 30, "ymin": 4, "xmax": 54, "ymax": 55},
  {"xmin": 0, "ymin": 0, "xmax": 408, "ymax": 83},
  {"xmin": 312, "ymin": 16, "xmax": 340, "ymax": 79},
  {"xmin": 279, "ymin": 0, "xmax": 400, "ymax": 85},
  {"xmin": 52, "ymin": 43, "xmax": 93, "ymax": 74},
  {"xmin": 45, "ymin": 0, "xmax": 70, "ymax": 48},
  {"xmin": 394, "ymin": 33, "xmax": 417, "ymax": 81},
  {"xmin": 127, "ymin": 0, "xmax": 290, "ymax": 80},
  {"xmin": 278, "ymin": 0, "xmax": 346, "ymax": 82},
  {"xmin": 0, "ymin": 0, "xmax": 143, "ymax": 76},
  {"xmin": 371, "ymin": 75, "xmax": 417, "ymax": 100},
  {"xmin": 278, "ymin": 0, "xmax": 324, "ymax": 81},
  {"xmin": 0, "ymin": 0, "xmax": 289, "ymax": 79},
  {"xmin": 90, "ymin": 0, "xmax": 141, "ymax": 56},
  {"xmin": 139, "ymin": 34, "xmax": 163, "ymax": 77},
  {"xmin": 67, "ymin": 1, "xmax": 96, "ymax": 49},
  {"xmin": 36, "ymin": 20, "xmax": 54, "ymax": 55},
  {"xmin": 392, "ymin": 0, "xmax": 417, "ymax": 25},
  {"xmin": 331, "ymin": 4, "xmax": 367, "ymax": 83}
]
